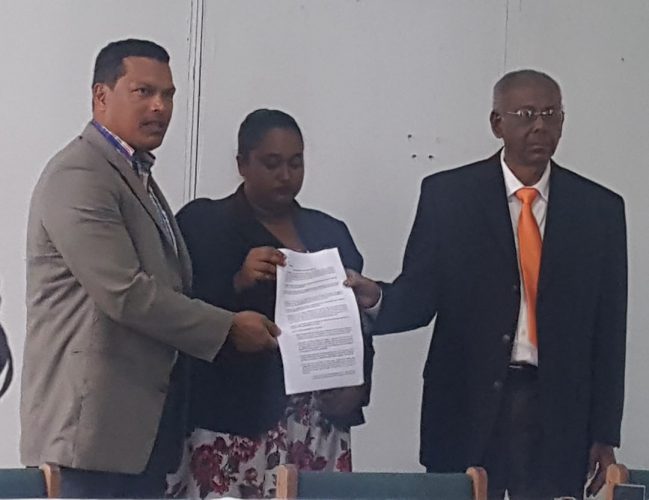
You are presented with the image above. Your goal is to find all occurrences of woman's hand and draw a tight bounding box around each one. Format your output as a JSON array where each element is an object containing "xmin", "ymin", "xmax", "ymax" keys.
[
  {"xmin": 233, "ymin": 246, "xmax": 286, "ymax": 293},
  {"xmin": 315, "ymin": 385, "xmax": 366, "ymax": 418}
]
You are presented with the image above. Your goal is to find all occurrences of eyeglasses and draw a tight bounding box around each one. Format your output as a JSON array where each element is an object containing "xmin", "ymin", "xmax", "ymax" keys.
[{"xmin": 504, "ymin": 108, "xmax": 564, "ymax": 125}]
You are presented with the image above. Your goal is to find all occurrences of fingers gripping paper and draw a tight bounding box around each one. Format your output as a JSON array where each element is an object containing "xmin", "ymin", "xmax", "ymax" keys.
[{"xmin": 275, "ymin": 248, "xmax": 364, "ymax": 395}]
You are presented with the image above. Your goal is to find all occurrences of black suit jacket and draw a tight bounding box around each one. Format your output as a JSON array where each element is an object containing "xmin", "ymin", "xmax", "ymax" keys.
[
  {"xmin": 176, "ymin": 185, "xmax": 374, "ymax": 437},
  {"xmin": 377, "ymin": 154, "xmax": 627, "ymax": 487}
]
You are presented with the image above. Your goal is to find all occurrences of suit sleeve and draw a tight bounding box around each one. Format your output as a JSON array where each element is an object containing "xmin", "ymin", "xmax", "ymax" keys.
[
  {"xmin": 40, "ymin": 164, "xmax": 233, "ymax": 362},
  {"xmin": 324, "ymin": 216, "xmax": 374, "ymax": 427},
  {"xmin": 590, "ymin": 195, "xmax": 628, "ymax": 446},
  {"xmin": 336, "ymin": 218, "xmax": 374, "ymax": 409},
  {"xmin": 176, "ymin": 200, "xmax": 242, "ymax": 312},
  {"xmin": 375, "ymin": 178, "xmax": 439, "ymax": 334}
]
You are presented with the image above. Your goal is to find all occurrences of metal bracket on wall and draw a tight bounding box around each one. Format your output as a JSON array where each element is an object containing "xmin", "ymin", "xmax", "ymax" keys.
[{"xmin": 183, "ymin": 0, "xmax": 205, "ymax": 203}]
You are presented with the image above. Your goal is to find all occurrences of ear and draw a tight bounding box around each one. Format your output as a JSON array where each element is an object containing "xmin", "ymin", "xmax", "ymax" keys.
[
  {"xmin": 92, "ymin": 83, "xmax": 109, "ymax": 111},
  {"xmin": 236, "ymin": 154, "xmax": 247, "ymax": 177},
  {"xmin": 489, "ymin": 110, "xmax": 503, "ymax": 139}
]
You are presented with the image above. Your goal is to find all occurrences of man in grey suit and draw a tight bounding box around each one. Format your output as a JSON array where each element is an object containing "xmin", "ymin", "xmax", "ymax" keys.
[{"xmin": 21, "ymin": 39, "xmax": 279, "ymax": 498}]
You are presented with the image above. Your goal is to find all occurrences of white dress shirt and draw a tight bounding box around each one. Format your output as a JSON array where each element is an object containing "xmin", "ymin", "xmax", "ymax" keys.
[{"xmin": 501, "ymin": 149, "xmax": 551, "ymax": 366}]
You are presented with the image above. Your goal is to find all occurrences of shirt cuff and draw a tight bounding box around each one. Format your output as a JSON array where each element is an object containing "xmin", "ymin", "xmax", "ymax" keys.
[{"xmin": 364, "ymin": 289, "xmax": 383, "ymax": 319}]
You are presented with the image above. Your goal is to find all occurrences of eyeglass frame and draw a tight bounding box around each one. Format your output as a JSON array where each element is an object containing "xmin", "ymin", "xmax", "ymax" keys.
[{"xmin": 503, "ymin": 107, "xmax": 565, "ymax": 125}]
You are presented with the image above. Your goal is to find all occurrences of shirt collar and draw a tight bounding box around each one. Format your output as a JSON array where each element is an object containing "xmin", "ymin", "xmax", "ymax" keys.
[
  {"xmin": 500, "ymin": 149, "xmax": 551, "ymax": 202},
  {"xmin": 91, "ymin": 120, "xmax": 155, "ymax": 174}
]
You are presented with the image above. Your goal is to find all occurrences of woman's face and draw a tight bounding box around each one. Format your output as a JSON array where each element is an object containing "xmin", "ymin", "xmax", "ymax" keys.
[{"xmin": 239, "ymin": 127, "xmax": 304, "ymax": 212}]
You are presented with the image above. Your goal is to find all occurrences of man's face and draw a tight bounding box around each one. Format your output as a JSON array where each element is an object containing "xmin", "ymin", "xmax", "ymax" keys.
[
  {"xmin": 93, "ymin": 56, "xmax": 175, "ymax": 152},
  {"xmin": 490, "ymin": 81, "xmax": 564, "ymax": 169}
]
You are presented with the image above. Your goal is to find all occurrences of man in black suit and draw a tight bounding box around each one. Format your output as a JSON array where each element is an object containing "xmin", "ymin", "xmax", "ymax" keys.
[{"xmin": 348, "ymin": 69, "xmax": 627, "ymax": 499}]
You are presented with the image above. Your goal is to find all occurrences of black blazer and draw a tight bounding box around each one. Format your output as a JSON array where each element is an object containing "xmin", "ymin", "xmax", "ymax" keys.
[
  {"xmin": 177, "ymin": 186, "xmax": 373, "ymax": 437},
  {"xmin": 377, "ymin": 154, "xmax": 627, "ymax": 488}
]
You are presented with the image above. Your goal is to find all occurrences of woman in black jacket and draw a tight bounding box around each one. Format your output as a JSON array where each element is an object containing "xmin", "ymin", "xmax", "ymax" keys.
[{"xmin": 167, "ymin": 109, "xmax": 373, "ymax": 499}]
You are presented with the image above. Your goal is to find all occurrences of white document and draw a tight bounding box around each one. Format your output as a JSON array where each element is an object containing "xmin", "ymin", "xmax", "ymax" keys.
[{"xmin": 275, "ymin": 248, "xmax": 365, "ymax": 395}]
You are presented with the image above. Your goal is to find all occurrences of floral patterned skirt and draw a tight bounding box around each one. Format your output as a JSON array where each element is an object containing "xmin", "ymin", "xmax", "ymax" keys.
[{"xmin": 166, "ymin": 393, "xmax": 352, "ymax": 499}]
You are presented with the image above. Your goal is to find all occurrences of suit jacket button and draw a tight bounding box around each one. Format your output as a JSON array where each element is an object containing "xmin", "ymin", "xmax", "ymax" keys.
[
  {"xmin": 493, "ymin": 380, "xmax": 503, "ymax": 391},
  {"xmin": 512, "ymin": 284, "xmax": 519, "ymax": 293},
  {"xmin": 502, "ymin": 334, "xmax": 511, "ymax": 344}
]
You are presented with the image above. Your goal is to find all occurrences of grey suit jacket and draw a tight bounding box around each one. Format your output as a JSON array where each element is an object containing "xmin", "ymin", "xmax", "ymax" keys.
[{"xmin": 21, "ymin": 122, "xmax": 233, "ymax": 474}]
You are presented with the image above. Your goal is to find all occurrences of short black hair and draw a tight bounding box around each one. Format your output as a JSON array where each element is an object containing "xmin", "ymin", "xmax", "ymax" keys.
[
  {"xmin": 92, "ymin": 39, "xmax": 169, "ymax": 88},
  {"xmin": 493, "ymin": 69, "xmax": 561, "ymax": 111},
  {"xmin": 237, "ymin": 109, "xmax": 303, "ymax": 161}
]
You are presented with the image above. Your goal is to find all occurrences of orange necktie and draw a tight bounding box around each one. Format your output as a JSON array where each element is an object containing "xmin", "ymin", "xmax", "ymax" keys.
[{"xmin": 515, "ymin": 188, "xmax": 542, "ymax": 348}]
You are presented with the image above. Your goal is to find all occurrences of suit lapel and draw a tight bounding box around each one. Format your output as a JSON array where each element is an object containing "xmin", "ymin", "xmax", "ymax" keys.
[
  {"xmin": 538, "ymin": 164, "xmax": 579, "ymax": 294},
  {"xmin": 475, "ymin": 156, "xmax": 519, "ymax": 270},
  {"xmin": 149, "ymin": 178, "xmax": 192, "ymax": 288},
  {"xmin": 474, "ymin": 156, "xmax": 578, "ymax": 294},
  {"xmin": 143, "ymin": 178, "xmax": 178, "ymax": 252},
  {"xmin": 82, "ymin": 123, "xmax": 178, "ymax": 253}
]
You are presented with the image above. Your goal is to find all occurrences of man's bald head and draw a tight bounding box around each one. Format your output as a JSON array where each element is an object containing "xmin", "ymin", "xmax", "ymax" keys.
[{"xmin": 493, "ymin": 69, "xmax": 562, "ymax": 112}]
